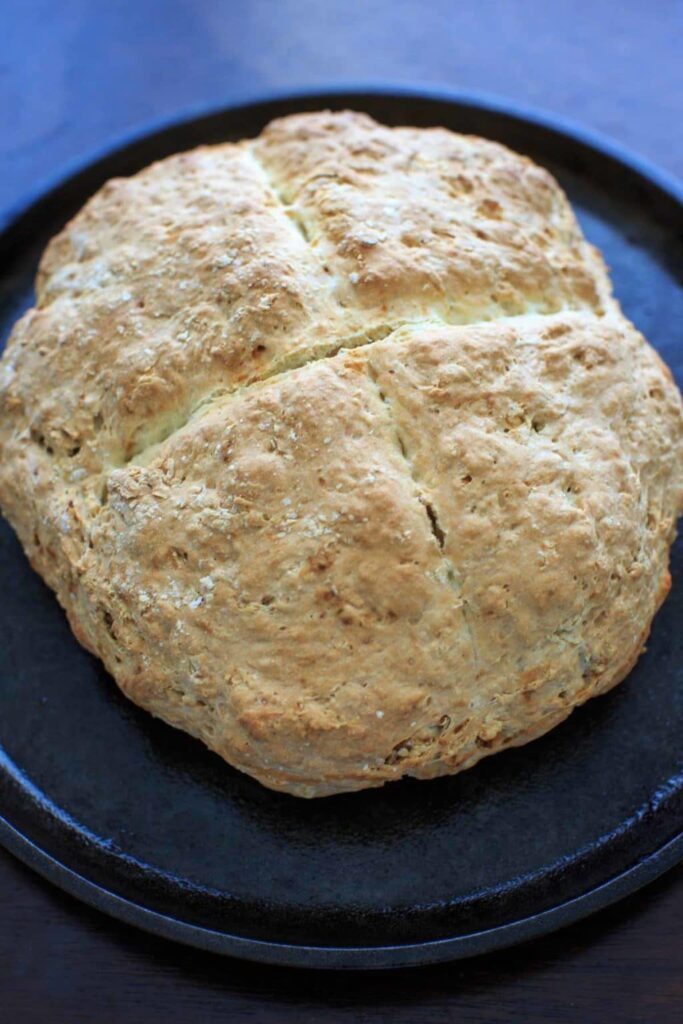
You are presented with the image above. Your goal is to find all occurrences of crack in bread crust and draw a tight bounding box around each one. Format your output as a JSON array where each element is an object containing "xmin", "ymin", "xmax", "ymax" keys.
[
  {"xmin": 366, "ymin": 362, "xmax": 483, "ymax": 687},
  {"xmin": 124, "ymin": 311, "xmax": 575, "ymax": 470},
  {"xmin": 366, "ymin": 364, "xmax": 463, "ymax": 577},
  {"xmin": 127, "ymin": 321, "xmax": 405, "ymax": 466}
]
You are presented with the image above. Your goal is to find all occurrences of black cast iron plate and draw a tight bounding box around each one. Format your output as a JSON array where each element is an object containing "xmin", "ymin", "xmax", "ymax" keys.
[{"xmin": 0, "ymin": 87, "xmax": 681, "ymax": 968}]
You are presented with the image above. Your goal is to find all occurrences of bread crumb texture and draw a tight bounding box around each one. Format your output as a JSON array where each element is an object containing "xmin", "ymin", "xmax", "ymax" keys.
[{"xmin": 1, "ymin": 111, "xmax": 681, "ymax": 796}]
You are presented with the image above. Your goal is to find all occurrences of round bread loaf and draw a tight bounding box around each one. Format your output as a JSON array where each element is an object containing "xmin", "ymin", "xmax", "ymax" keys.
[{"xmin": 0, "ymin": 111, "xmax": 681, "ymax": 796}]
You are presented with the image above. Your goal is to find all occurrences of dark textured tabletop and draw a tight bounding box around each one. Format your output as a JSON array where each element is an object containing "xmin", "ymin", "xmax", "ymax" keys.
[{"xmin": 1, "ymin": 2, "xmax": 681, "ymax": 1021}]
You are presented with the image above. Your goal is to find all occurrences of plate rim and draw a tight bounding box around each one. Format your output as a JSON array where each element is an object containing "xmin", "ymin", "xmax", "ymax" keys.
[
  {"xmin": 1, "ymin": 813, "xmax": 680, "ymax": 969},
  {"xmin": 0, "ymin": 83, "xmax": 681, "ymax": 969}
]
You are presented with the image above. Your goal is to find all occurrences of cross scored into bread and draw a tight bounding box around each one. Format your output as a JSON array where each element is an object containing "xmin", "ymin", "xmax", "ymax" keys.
[{"xmin": 1, "ymin": 111, "xmax": 681, "ymax": 796}]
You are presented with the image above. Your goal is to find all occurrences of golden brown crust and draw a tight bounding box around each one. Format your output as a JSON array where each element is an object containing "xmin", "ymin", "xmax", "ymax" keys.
[
  {"xmin": 0, "ymin": 111, "xmax": 681, "ymax": 796},
  {"xmin": 254, "ymin": 111, "xmax": 615, "ymax": 321}
]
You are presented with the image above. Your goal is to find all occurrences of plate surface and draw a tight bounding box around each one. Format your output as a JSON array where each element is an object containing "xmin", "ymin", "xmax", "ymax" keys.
[{"xmin": 0, "ymin": 87, "xmax": 681, "ymax": 969}]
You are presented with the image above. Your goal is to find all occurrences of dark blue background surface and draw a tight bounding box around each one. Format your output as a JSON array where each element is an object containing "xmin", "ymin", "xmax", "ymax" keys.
[{"xmin": 0, "ymin": 2, "xmax": 681, "ymax": 1020}]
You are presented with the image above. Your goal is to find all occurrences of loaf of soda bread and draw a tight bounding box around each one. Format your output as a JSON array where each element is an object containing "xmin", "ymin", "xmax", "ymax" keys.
[{"xmin": 1, "ymin": 111, "xmax": 681, "ymax": 796}]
